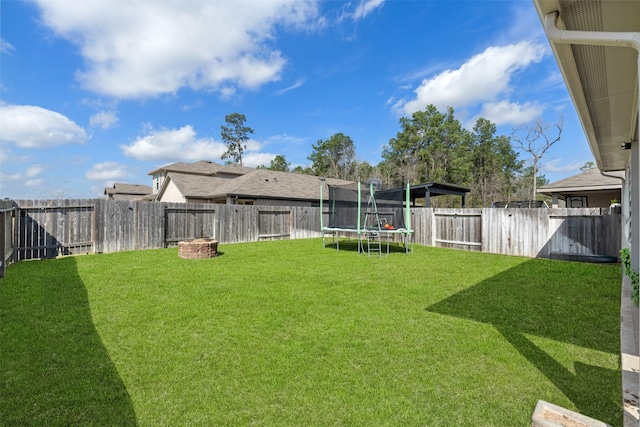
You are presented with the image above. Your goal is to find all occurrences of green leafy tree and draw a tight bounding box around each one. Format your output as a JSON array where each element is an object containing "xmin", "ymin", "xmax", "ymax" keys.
[
  {"xmin": 308, "ymin": 133, "xmax": 356, "ymax": 179},
  {"xmin": 220, "ymin": 113, "xmax": 254, "ymax": 167},
  {"xmin": 291, "ymin": 165, "xmax": 315, "ymax": 175},
  {"xmin": 580, "ymin": 161, "xmax": 596, "ymax": 172},
  {"xmin": 470, "ymin": 118, "xmax": 522, "ymax": 207},
  {"xmin": 268, "ymin": 155, "xmax": 290, "ymax": 172},
  {"xmin": 382, "ymin": 105, "xmax": 472, "ymax": 187},
  {"xmin": 348, "ymin": 160, "xmax": 375, "ymax": 182}
]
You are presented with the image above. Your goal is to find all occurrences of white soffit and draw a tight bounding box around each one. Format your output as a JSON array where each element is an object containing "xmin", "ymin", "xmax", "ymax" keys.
[{"xmin": 534, "ymin": 0, "xmax": 639, "ymax": 172}]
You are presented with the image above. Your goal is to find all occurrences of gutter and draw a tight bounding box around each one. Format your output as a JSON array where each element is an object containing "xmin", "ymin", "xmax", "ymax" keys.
[
  {"xmin": 543, "ymin": 11, "xmax": 640, "ymax": 270},
  {"xmin": 544, "ymin": 12, "xmax": 640, "ymax": 50}
]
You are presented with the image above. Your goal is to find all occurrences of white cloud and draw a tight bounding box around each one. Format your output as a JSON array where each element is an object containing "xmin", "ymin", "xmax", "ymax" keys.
[
  {"xmin": 353, "ymin": 0, "xmax": 385, "ymax": 21},
  {"xmin": 25, "ymin": 165, "xmax": 44, "ymax": 178},
  {"xmin": 263, "ymin": 134, "xmax": 306, "ymax": 146},
  {"xmin": 31, "ymin": 0, "xmax": 320, "ymax": 99},
  {"xmin": 0, "ymin": 147, "xmax": 30, "ymax": 165},
  {"xmin": 1, "ymin": 38, "xmax": 15, "ymax": 54},
  {"xmin": 121, "ymin": 125, "xmax": 227, "ymax": 162},
  {"xmin": 0, "ymin": 163, "xmax": 45, "ymax": 194},
  {"xmin": 274, "ymin": 78, "xmax": 306, "ymax": 95},
  {"xmin": 90, "ymin": 110, "xmax": 118, "ymax": 129},
  {"xmin": 0, "ymin": 172, "xmax": 21, "ymax": 183},
  {"xmin": 85, "ymin": 161, "xmax": 129, "ymax": 181},
  {"xmin": 542, "ymin": 158, "xmax": 587, "ymax": 174},
  {"xmin": 245, "ymin": 139, "xmax": 264, "ymax": 152},
  {"xmin": 475, "ymin": 101, "xmax": 544, "ymax": 127},
  {"xmin": 244, "ymin": 152, "xmax": 277, "ymax": 168},
  {"xmin": 24, "ymin": 179, "xmax": 44, "ymax": 187},
  {"xmin": 0, "ymin": 105, "xmax": 88, "ymax": 148},
  {"xmin": 397, "ymin": 41, "xmax": 546, "ymax": 116}
]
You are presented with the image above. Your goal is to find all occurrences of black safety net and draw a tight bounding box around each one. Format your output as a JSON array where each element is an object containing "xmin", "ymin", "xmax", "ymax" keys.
[{"xmin": 326, "ymin": 183, "xmax": 406, "ymax": 230}]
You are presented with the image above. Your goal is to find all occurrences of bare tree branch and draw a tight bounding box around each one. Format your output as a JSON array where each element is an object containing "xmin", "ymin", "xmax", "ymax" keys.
[{"xmin": 511, "ymin": 116, "xmax": 563, "ymax": 200}]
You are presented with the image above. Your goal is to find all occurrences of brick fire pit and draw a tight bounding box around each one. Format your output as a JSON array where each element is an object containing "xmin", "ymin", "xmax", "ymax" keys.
[{"xmin": 178, "ymin": 238, "xmax": 218, "ymax": 259}]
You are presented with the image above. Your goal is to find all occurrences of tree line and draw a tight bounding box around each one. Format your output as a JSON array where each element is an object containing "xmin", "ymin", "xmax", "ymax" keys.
[{"xmin": 220, "ymin": 106, "xmax": 563, "ymax": 208}]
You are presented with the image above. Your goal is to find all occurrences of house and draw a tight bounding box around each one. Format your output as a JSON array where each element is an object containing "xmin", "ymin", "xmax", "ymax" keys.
[
  {"xmin": 104, "ymin": 183, "xmax": 153, "ymax": 201},
  {"xmin": 147, "ymin": 160, "xmax": 253, "ymax": 195},
  {"xmin": 154, "ymin": 167, "xmax": 353, "ymax": 206},
  {"xmin": 533, "ymin": 1, "xmax": 639, "ymax": 424},
  {"xmin": 537, "ymin": 168, "xmax": 624, "ymax": 208}
]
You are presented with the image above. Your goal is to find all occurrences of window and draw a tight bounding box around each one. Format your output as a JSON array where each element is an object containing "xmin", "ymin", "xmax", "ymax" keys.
[{"xmin": 567, "ymin": 196, "xmax": 587, "ymax": 208}]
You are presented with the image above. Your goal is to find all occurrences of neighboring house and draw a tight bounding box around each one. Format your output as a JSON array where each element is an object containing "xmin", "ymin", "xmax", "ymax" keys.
[
  {"xmin": 147, "ymin": 160, "xmax": 253, "ymax": 195},
  {"xmin": 104, "ymin": 183, "xmax": 153, "ymax": 201},
  {"xmin": 154, "ymin": 167, "xmax": 353, "ymax": 206},
  {"xmin": 537, "ymin": 168, "xmax": 624, "ymax": 208}
]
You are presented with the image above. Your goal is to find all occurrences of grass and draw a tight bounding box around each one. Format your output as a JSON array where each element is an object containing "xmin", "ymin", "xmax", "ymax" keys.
[{"xmin": 1, "ymin": 239, "xmax": 622, "ymax": 426}]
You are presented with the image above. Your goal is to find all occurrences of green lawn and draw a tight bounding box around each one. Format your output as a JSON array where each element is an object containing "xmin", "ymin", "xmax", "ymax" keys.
[{"xmin": 1, "ymin": 239, "xmax": 622, "ymax": 426}]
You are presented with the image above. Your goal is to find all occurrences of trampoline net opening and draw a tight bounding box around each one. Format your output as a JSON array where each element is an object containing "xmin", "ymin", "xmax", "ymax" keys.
[{"xmin": 326, "ymin": 182, "xmax": 406, "ymax": 230}]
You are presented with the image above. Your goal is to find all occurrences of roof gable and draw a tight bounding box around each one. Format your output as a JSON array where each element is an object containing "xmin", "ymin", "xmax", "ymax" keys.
[
  {"xmin": 162, "ymin": 172, "xmax": 232, "ymax": 198},
  {"xmin": 538, "ymin": 168, "xmax": 623, "ymax": 193}
]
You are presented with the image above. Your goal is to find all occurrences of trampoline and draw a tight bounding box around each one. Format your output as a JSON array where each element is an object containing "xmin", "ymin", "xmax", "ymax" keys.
[{"xmin": 320, "ymin": 180, "xmax": 414, "ymax": 256}]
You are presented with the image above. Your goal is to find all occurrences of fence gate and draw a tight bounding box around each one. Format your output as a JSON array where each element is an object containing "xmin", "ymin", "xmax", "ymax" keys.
[
  {"xmin": 164, "ymin": 206, "xmax": 217, "ymax": 247},
  {"xmin": 548, "ymin": 209, "xmax": 621, "ymax": 260},
  {"xmin": 17, "ymin": 204, "xmax": 95, "ymax": 260},
  {"xmin": 433, "ymin": 209, "xmax": 482, "ymax": 251}
]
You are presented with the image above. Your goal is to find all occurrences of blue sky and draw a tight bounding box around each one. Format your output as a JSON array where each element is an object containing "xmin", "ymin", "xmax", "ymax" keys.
[{"xmin": 1, "ymin": 0, "xmax": 595, "ymax": 199}]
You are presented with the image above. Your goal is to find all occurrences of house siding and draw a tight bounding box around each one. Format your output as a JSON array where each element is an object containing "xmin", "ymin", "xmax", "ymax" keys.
[{"xmin": 160, "ymin": 180, "xmax": 185, "ymax": 203}]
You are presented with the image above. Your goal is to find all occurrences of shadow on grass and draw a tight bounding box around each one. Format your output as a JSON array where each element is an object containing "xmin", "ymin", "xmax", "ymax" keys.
[
  {"xmin": 323, "ymin": 238, "xmax": 411, "ymax": 254},
  {"xmin": 0, "ymin": 257, "xmax": 137, "ymax": 425},
  {"xmin": 427, "ymin": 258, "xmax": 621, "ymax": 425}
]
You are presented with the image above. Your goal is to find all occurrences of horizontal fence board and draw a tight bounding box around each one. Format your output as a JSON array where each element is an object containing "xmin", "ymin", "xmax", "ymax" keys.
[{"xmin": 5, "ymin": 200, "xmax": 622, "ymax": 265}]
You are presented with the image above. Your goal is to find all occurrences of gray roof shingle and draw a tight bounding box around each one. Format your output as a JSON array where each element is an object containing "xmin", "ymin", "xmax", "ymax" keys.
[
  {"xmin": 538, "ymin": 168, "xmax": 624, "ymax": 193},
  {"xmin": 164, "ymin": 173, "xmax": 233, "ymax": 198},
  {"xmin": 205, "ymin": 170, "xmax": 353, "ymax": 201},
  {"xmin": 148, "ymin": 160, "xmax": 225, "ymax": 176}
]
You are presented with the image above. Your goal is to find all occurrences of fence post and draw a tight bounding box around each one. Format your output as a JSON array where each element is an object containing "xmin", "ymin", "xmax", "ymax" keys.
[{"xmin": 0, "ymin": 208, "xmax": 6, "ymax": 278}]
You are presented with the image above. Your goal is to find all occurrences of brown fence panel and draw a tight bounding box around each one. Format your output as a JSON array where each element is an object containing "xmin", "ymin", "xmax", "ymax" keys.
[
  {"xmin": 97, "ymin": 199, "xmax": 135, "ymax": 254},
  {"xmin": 482, "ymin": 208, "xmax": 549, "ymax": 258},
  {"xmin": 15, "ymin": 199, "xmax": 95, "ymax": 260},
  {"xmin": 216, "ymin": 205, "xmax": 259, "ymax": 243},
  {"xmin": 409, "ymin": 208, "xmax": 433, "ymax": 246},
  {"xmin": 433, "ymin": 208, "xmax": 482, "ymax": 251},
  {"xmin": 547, "ymin": 208, "xmax": 621, "ymax": 260},
  {"xmin": 291, "ymin": 207, "xmax": 323, "ymax": 239},
  {"xmin": 258, "ymin": 207, "xmax": 291, "ymax": 241},
  {"xmin": 135, "ymin": 200, "xmax": 165, "ymax": 250},
  {"xmin": 164, "ymin": 204, "xmax": 216, "ymax": 247}
]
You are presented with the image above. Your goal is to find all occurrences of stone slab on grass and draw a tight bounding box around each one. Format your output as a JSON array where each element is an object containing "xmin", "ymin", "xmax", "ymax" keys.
[{"xmin": 532, "ymin": 400, "xmax": 612, "ymax": 427}]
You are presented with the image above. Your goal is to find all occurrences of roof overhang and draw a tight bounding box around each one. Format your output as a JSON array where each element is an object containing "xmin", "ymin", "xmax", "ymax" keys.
[
  {"xmin": 409, "ymin": 182, "xmax": 470, "ymax": 199},
  {"xmin": 538, "ymin": 184, "xmax": 621, "ymax": 194},
  {"xmin": 533, "ymin": 0, "xmax": 639, "ymax": 172}
]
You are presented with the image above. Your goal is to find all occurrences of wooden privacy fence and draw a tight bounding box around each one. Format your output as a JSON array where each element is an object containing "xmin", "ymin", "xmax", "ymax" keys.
[
  {"xmin": 6, "ymin": 199, "xmax": 622, "ymax": 263},
  {"xmin": 411, "ymin": 207, "xmax": 622, "ymax": 260},
  {"xmin": 11, "ymin": 199, "xmax": 324, "ymax": 260}
]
